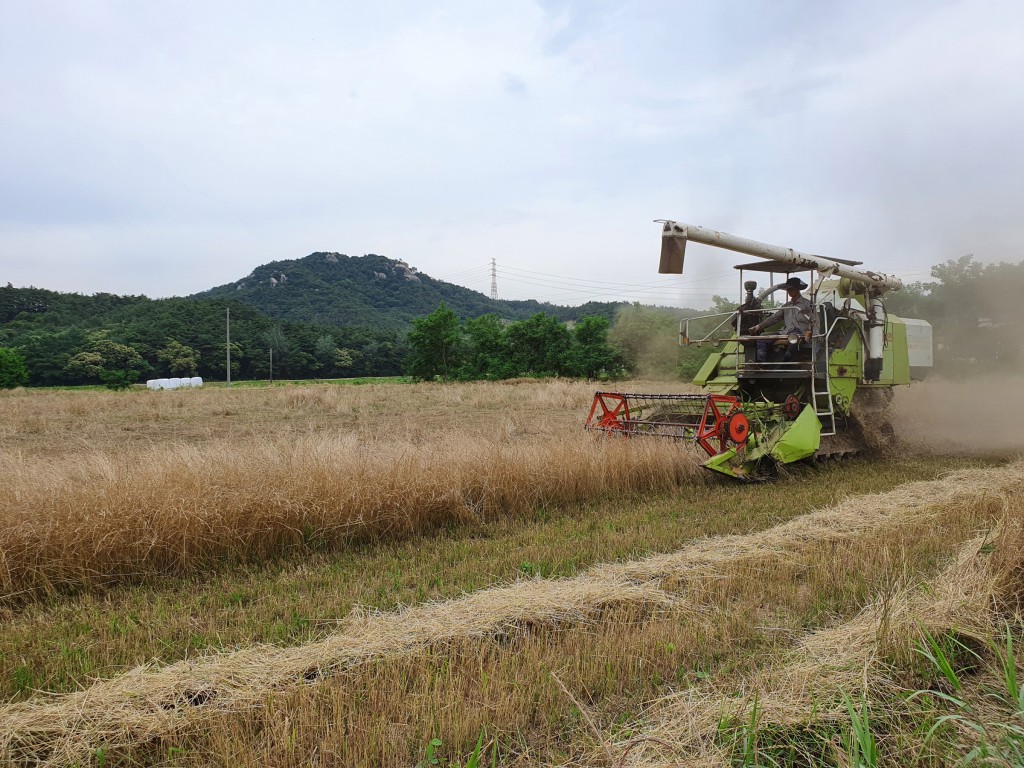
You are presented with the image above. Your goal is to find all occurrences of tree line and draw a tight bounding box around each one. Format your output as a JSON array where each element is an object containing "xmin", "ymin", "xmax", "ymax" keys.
[
  {"xmin": 0, "ymin": 286, "xmax": 406, "ymax": 388},
  {"xmin": 405, "ymin": 303, "xmax": 625, "ymax": 381},
  {"xmin": 883, "ymin": 254, "xmax": 1024, "ymax": 374}
]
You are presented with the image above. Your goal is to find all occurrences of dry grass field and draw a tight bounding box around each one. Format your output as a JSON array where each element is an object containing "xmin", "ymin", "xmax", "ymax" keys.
[
  {"xmin": 0, "ymin": 379, "xmax": 702, "ymax": 604},
  {"xmin": 0, "ymin": 377, "xmax": 1021, "ymax": 767}
]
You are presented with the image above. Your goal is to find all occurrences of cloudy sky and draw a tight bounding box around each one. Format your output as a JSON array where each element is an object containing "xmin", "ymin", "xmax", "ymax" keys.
[{"xmin": 2, "ymin": 0, "xmax": 1022, "ymax": 308}]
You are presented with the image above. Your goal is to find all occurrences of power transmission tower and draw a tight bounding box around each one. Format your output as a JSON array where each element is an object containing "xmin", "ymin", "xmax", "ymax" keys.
[{"xmin": 490, "ymin": 258, "xmax": 498, "ymax": 300}]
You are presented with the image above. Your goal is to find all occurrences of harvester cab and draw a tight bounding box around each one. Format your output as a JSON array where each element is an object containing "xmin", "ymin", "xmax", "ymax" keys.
[{"xmin": 585, "ymin": 222, "xmax": 933, "ymax": 480}]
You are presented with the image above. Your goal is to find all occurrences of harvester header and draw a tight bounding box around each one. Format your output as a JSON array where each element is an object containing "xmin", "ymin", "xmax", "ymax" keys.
[{"xmin": 658, "ymin": 221, "xmax": 903, "ymax": 294}]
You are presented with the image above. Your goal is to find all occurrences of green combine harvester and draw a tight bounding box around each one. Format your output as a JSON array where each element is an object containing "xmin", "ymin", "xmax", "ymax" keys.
[{"xmin": 586, "ymin": 221, "xmax": 932, "ymax": 480}]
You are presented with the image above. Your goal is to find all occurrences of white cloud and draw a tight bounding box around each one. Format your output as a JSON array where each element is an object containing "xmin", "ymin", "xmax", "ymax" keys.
[{"xmin": 1, "ymin": 0, "xmax": 1021, "ymax": 306}]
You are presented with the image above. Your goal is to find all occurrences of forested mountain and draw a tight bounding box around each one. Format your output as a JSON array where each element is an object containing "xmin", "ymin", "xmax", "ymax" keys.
[
  {"xmin": 191, "ymin": 252, "xmax": 623, "ymax": 330},
  {"xmin": 0, "ymin": 252, "xmax": 633, "ymax": 386}
]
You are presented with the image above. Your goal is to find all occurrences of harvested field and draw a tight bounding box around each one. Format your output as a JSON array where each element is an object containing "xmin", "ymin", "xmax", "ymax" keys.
[{"xmin": 1, "ymin": 378, "xmax": 1022, "ymax": 766}]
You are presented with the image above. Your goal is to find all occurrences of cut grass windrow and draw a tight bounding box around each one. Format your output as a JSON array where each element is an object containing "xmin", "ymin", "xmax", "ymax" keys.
[
  {"xmin": 594, "ymin": 513, "xmax": 1024, "ymax": 768},
  {"xmin": 2, "ymin": 461, "xmax": 1021, "ymax": 766}
]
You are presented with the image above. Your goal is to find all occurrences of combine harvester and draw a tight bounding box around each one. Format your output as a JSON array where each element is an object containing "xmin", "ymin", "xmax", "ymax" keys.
[{"xmin": 586, "ymin": 222, "xmax": 932, "ymax": 480}]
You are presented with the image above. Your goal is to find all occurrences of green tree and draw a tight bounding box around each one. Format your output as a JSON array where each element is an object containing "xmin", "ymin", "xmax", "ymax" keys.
[
  {"xmin": 12, "ymin": 330, "xmax": 86, "ymax": 386},
  {"xmin": 566, "ymin": 316, "xmax": 622, "ymax": 379},
  {"xmin": 209, "ymin": 342, "xmax": 243, "ymax": 381},
  {"xmin": 883, "ymin": 280, "xmax": 932, "ymax": 320},
  {"xmin": 0, "ymin": 347, "xmax": 29, "ymax": 388},
  {"xmin": 0, "ymin": 285, "xmax": 413, "ymax": 384},
  {"xmin": 313, "ymin": 334, "xmax": 338, "ymax": 374},
  {"xmin": 65, "ymin": 331, "xmax": 150, "ymax": 389},
  {"xmin": 334, "ymin": 348, "xmax": 356, "ymax": 372},
  {"xmin": 709, "ymin": 294, "xmax": 738, "ymax": 314},
  {"xmin": 504, "ymin": 313, "xmax": 572, "ymax": 377},
  {"xmin": 406, "ymin": 302, "xmax": 464, "ymax": 381},
  {"xmin": 459, "ymin": 314, "xmax": 507, "ymax": 379},
  {"xmin": 64, "ymin": 351, "xmax": 105, "ymax": 380},
  {"xmin": 608, "ymin": 304, "xmax": 715, "ymax": 381},
  {"xmin": 156, "ymin": 339, "xmax": 200, "ymax": 376},
  {"xmin": 921, "ymin": 255, "xmax": 1024, "ymax": 373},
  {"xmin": 259, "ymin": 325, "xmax": 293, "ymax": 379},
  {"xmin": 263, "ymin": 326, "xmax": 291, "ymax": 361},
  {"xmin": 310, "ymin": 334, "xmax": 358, "ymax": 377}
]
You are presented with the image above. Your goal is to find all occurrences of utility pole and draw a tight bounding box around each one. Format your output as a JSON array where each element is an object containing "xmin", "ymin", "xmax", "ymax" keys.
[
  {"xmin": 269, "ymin": 347, "xmax": 273, "ymax": 383},
  {"xmin": 226, "ymin": 307, "xmax": 231, "ymax": 387},
  {"xmin": 489, "ymin": 257, "xmax": 498, "ymax": 300}
]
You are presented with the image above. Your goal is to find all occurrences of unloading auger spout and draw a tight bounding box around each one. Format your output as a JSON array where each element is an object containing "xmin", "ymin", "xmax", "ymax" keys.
[
  {"xmin": 658, "ymin": 221, "xmax": 903, "ymax": 293},
  {"xmin": 585, "ymin": 220, "xmax": 932, "ymax": 480}
]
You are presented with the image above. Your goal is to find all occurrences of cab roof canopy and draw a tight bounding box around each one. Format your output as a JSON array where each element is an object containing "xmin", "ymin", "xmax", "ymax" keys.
[{"xmin": 733, "ymin": 256, "xmax": 862, "ymax": 273}]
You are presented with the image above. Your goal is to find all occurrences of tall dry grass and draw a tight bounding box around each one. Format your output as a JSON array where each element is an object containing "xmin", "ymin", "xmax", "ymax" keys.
[{"xmin": 0, "ymin": 380, "xmax": 704, "ymax": 604}]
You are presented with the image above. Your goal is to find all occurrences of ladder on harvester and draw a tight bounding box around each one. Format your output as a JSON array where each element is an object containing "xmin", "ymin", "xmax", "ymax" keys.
[{"xmin": 810, "ymin": 373, "xmax": 836, "ymax": 436}]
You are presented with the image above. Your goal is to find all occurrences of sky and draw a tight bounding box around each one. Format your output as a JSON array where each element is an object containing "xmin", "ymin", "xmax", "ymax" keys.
[{"xmin": 2, "ymin": 0, "xmax": 1022, "ymax": 309}]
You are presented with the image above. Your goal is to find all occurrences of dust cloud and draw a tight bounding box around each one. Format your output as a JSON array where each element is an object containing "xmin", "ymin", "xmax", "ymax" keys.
[{"xmin": 891, "ymin": 375, "xmax": 1024, "ymax": 457}]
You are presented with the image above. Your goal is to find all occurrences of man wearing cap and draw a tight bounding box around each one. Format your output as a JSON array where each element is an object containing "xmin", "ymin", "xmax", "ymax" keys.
[{"xmin": 750, "ymin": 276, "xmax": 814, "ymax": 362}]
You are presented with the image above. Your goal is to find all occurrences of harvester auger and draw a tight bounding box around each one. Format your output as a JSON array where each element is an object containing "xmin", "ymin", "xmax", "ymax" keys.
[{"xmin": 585, "ymin": 222, "xmax": 933, "ymax": 480}]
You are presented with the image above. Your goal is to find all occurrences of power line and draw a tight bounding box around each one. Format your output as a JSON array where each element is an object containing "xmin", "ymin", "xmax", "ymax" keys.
[
  {"xmin": 432, "ymin": 265, "xmax": 492, "ymax": 282},
  {"xmin": 500, "ymin": 264, "xmax": 695, "ymax": 289},
  {"xmin": 433, "ymin": 259, "xmax": 738, "ymax": 306},
  {"xmin": 499, "ymin": 264, "xmax": 736, "ymax": 288},
  {"xmin": 495, "ymin": 277, "xmax": 716, "ymax": 304},
  {"xmin": 436, "ymin": 261, "xmax": 732, "ymax": 291},
  {"xmin": 496, "ymin": 272, "xmax": 722, "ymax": 295}
]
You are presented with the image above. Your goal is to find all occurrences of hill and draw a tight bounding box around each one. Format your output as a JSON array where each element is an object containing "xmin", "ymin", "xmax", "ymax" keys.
[
  {"xmin": 191, "ymin": 252, "xmax": 624, "ymax": 330},
  {"xmin": 0, "ymin": 252, "xmax": 677, "ymax": 386}
]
